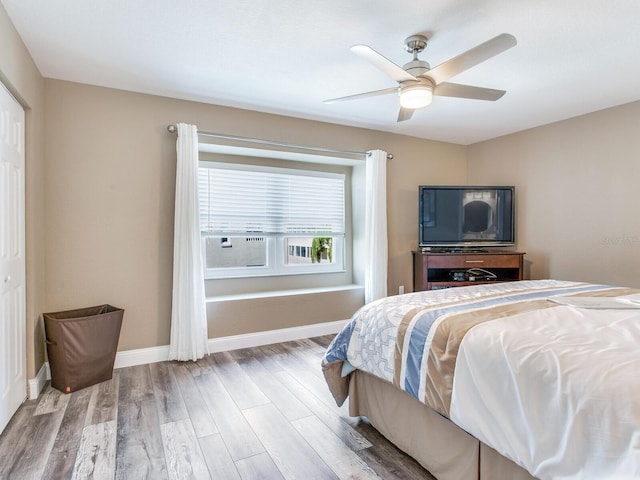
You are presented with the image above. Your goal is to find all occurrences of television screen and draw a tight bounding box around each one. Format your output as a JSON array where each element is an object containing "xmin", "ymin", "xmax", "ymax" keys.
[{"xmin": 419, "ymin": 186, "xmax": 515, "ymax": 248}]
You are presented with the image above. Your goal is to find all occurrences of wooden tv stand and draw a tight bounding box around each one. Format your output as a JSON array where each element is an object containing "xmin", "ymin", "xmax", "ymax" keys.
[{"xmin": 413, "ymin": 250, "xmax": 525, "ymax": 291}]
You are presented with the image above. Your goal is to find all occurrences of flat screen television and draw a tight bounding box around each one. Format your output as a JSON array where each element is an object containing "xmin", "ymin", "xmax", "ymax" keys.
[{"xmin": 419, "ymin": 185, "xmax": 515, "ymax": 249}]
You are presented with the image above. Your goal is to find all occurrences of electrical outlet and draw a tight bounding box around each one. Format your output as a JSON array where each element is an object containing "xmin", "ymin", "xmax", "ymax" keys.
[{"xmin": 399, "ymin": 285, "xmax": 405, "ymax": 295}]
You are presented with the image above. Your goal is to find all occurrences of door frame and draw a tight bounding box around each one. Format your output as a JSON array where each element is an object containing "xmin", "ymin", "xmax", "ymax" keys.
[{"xmin": 0, "ymin": 80, "xmax": 27, "ymax": 434}]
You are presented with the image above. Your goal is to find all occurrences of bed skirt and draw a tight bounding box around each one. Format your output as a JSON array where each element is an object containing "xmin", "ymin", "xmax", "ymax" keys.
[{"xmin": 348, "ymin": 369, "xmax": 537, "ymax": 480}]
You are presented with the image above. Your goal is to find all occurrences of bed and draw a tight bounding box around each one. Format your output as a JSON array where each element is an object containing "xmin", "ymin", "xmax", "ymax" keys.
[{"xmin": 321, "ymin": 280, "xmax": 640, "ymax": 480}]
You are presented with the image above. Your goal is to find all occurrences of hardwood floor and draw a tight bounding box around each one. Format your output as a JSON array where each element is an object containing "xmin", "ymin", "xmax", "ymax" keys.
[{"xmin": 0, "ymin": 336, "xmax": 436, "ymax": 480}]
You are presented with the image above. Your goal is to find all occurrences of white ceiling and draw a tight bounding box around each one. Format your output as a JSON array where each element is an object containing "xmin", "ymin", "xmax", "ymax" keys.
[{"xmin": 3, "ymin": 0, "xmax": 640, "ymax": 145}]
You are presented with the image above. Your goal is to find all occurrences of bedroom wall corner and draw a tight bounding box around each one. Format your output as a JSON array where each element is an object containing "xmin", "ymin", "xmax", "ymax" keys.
[
  {"xmin": 467, "ymin": 100, "xmax": 640, "ymax": 288},
  {"xmin": 0, "ymin": 3, "xmax": 47, "ymax": 382},
  {"xmin": 384, "ymin": 136, "xmax": 467, "ymax": 293}
]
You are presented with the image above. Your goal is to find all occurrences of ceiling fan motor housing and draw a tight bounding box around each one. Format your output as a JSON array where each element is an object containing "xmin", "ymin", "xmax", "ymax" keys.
[{"xmin": 403, "ymin": 59, "xmax": 431, "ymax": 76}]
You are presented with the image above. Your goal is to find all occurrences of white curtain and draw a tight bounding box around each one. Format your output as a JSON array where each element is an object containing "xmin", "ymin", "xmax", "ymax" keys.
[
  {"xmin": 169, "ymin": 123, "xmax": 209, "ymax": 361},
  {"xmin": 364, "ymin": 149, "xmax": 388, "ymax": 303}
]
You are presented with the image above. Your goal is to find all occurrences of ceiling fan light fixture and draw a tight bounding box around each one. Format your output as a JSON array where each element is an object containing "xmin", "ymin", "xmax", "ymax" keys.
[{"xmin": 399, "ymin": 84, "xmax": 433, "ymax": 109}]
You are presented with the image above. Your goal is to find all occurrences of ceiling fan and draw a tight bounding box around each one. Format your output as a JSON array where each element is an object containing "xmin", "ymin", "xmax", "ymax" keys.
[{"xmin": 325, "ymin": 33, "xmax": 517, "ymax": 122}]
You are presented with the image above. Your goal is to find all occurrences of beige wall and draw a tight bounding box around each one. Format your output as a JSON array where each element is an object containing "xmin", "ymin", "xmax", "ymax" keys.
[
  {"xmin": 0, "ymin": 3, "xmax": 46, "ymax": 379},
  {"xmin": 467, "ymin": 100, "xmax": 640, "ymax": 288},
  {"xmin": 43, "ymin": 79, "xmax": 467, "ymax": 352},
  {"xmin": 386, "ymin": 137, "xmax": 467, "ymax": 292}
]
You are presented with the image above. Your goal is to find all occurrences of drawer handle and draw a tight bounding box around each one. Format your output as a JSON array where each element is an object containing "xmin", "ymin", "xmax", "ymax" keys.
[{"xmin": 464, "ymin": 260, "xmax": 485, "ymax": 264}]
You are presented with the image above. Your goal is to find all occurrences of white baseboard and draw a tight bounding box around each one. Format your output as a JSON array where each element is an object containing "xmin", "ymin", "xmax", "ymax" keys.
[
  {"xmin": 28, "ymin": 319, "xmax": 347, "ymax": 398},
  {"xmin": 206, "ymin": 319, "xmax": 347, "ymax": 355},
  {"xmin": 116, "ymin": 319, "xmax": 348, "ymax": 370},
  {"xmin": 114, "ymin": 345, "xmax": 171, "ymax": 370},
  {"xmin": 28, "ymin": 361, "xmax": 50, "ymax": 400}
]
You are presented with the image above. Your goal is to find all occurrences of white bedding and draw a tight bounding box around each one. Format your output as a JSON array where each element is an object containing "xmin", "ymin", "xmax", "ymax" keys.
[
  {"xmin": 450, "ymin": 298, "xmax": 640, "ymax": 480},
  {"xmin": 323, "ymin": 279, "xmax": 640, "ymax": 479}
]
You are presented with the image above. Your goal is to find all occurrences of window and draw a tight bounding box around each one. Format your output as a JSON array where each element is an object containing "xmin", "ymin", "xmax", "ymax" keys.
[{"xmin": 199, "ymin": 162, "xmax": 345, "ymax": 278}]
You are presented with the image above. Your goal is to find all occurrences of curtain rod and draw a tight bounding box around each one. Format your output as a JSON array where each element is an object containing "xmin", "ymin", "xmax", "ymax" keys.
[{"xmin": 167, "ymin": 124, "xmax": 393, "ymax": 160}]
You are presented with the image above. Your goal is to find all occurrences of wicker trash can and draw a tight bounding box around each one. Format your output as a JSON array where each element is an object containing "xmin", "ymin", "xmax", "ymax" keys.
[{"xmin": 44, "ymin": 304, "xmax": 124, "ymax": 393}]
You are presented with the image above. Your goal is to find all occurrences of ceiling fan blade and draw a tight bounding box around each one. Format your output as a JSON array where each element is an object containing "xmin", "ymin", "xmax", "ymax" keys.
[
  {"xmin": 397, "ymin": 107, "xmax": 415, "ymax": 122},
  {"xmin": 324, "ymin": 87, "xmax": 398, "ymax": 104},
  {"xmin": 425, "ymin": 33, "xmax": 517, "ymax": 85},
  {"xmin": 434, "ymin": 82, "xmax": 506, "ymax": 101},
  {"xmin": 351, "ymin": 45, "xmax": 417, "ymax": 83}
]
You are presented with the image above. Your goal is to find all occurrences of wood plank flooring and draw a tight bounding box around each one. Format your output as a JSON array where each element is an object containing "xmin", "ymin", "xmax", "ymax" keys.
[{"xmin": 0, "ymin": 336, "xmax": 436, "ymax": 480}]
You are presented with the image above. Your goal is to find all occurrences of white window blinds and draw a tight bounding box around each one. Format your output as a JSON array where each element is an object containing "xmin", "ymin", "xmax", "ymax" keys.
[{"xmin": 198, "ymin": 163, "xmax": 345, "ymax": 236}]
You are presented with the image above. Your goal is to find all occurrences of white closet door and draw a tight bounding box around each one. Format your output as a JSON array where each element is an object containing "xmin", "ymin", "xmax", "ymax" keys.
[{"xmin": 0, "ymin": 81, "xmax": 26, "ymax": 434}]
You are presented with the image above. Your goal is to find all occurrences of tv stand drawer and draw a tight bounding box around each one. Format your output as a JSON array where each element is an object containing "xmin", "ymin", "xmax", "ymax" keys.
[{"xmin": 427, "ymin": 253, "xmax": 522, "ymax": 269}]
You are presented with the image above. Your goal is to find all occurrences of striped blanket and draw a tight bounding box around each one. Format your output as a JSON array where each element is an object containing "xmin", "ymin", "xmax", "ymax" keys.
[{"xmin": 321, "ymin": 279, "xmax": 636, "ymax": 417}]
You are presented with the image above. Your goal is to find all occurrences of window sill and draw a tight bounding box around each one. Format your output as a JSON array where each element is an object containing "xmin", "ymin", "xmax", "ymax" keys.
[
  {"xmin": 206, "ymin": 284, "xmax": 363, "ymax": 303},
  {"xmin": 204, "ymin": 269, "xmax": 347, "ymax": 281}
]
